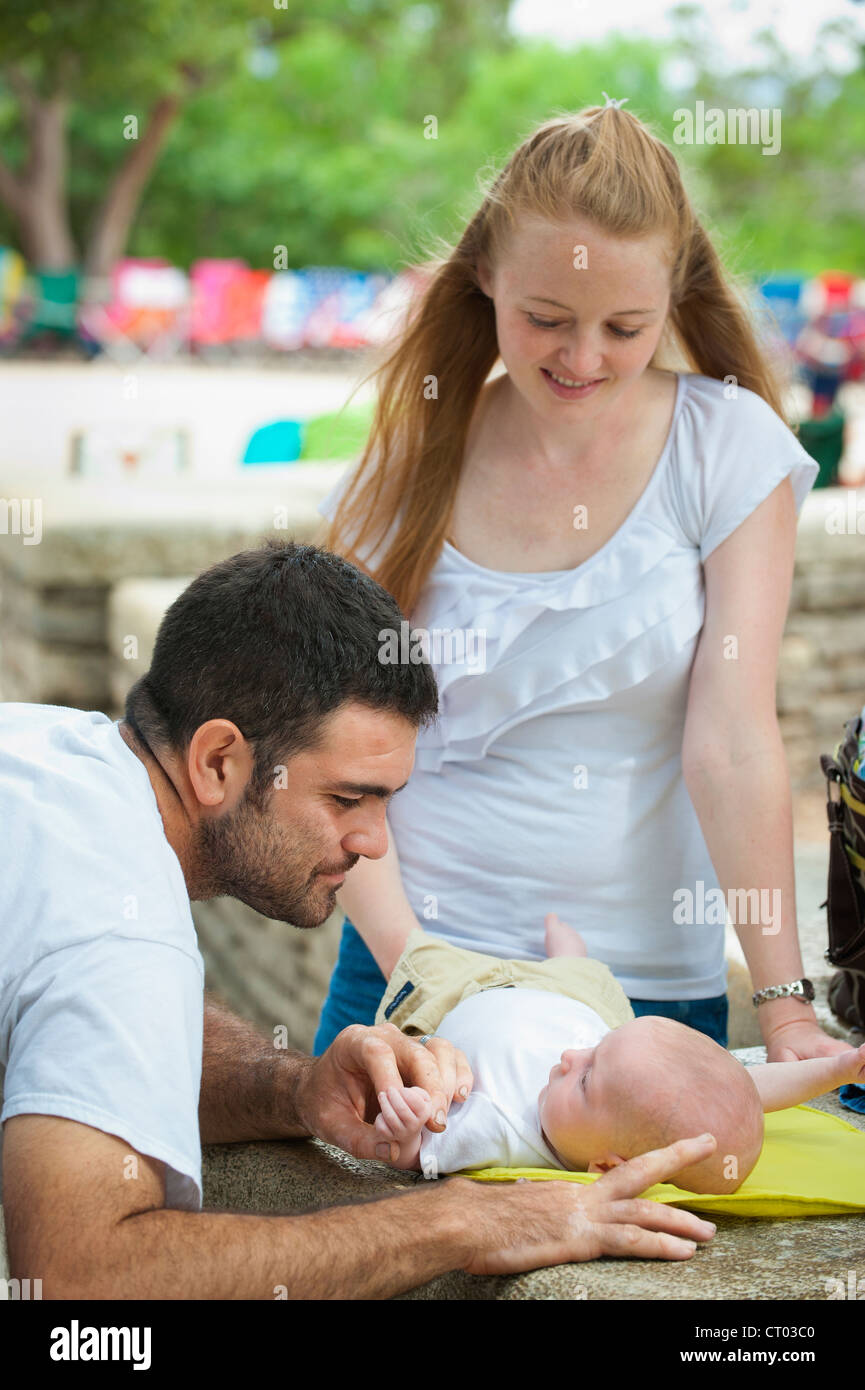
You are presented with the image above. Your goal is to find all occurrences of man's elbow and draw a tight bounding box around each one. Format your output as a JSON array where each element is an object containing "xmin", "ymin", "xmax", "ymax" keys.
[{"xmin": 8, "ymin": 1224, "xmax": 127, "ymax": 1301}]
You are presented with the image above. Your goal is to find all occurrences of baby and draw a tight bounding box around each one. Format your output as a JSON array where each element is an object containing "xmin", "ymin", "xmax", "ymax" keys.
[{"xmin": 372, "ymin": 917, "xmax": 865, "ymax": 1194}]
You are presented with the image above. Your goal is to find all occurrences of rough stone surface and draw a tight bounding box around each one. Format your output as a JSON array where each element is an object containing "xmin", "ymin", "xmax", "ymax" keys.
[
  {"xmin": 0, "ymin": 630, "xmax": 108, "ymax": 707},
  {"xmin": 0, "ymin": 467, "xmax": 340, "ymax": 706},
  {"xmin": 107, "ymin": 576, "xmax": 190, "ymax": 709},
  {"xmin": 193, "ymin": 899, "xmax": 342, "ymax": 1055},
  {"xmin": 0, "ymin": 466, "xmax": 344, "ymax": 586},
  {"xmin": 198, "ymin": 1075, "xmax": 865, "ymax": 1301}
]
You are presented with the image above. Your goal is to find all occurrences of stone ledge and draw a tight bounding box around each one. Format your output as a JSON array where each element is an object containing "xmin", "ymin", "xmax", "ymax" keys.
[
  {"xmin": 0, "ymin": 463, "xmax": 344, "ymax": 586},
  {"xmin": 3, "ymin": 1083, "xmax": 863, "ymax": 1299},
  {"xmin": 200, "ymin": 1076, "xmax": 865, "ymax": 1300}
]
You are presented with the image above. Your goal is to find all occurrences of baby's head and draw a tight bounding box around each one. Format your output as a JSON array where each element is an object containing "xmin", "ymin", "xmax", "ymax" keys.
[{"xmin": 537, "ymin": 1015, "xmax": 764, "ymax": 1194}]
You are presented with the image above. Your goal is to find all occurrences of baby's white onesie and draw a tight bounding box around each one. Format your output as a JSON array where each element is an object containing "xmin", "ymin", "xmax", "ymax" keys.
[{"xmin": 419, "ymin": 987, "xmax": 610, "ymax": 1177}]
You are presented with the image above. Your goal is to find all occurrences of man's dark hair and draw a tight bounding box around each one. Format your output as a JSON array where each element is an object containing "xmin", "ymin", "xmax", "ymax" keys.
[{"xmin": 125, "ymin": 541, "xmax": 438, "ymax": 800}]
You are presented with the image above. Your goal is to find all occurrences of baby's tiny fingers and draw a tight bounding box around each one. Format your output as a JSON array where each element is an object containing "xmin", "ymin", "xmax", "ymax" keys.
[
  {"xmin": 405, "ymin": 1087, "xmax": 434, "ymax": 1120},
  {"xmin": 374, "ymin": 1111, "xmax": 398, "ymax": 1141},
  {"xmin": 378, "ymin": 1089, "xmax": 410, "ymax": 1136},
  {"xmin": 387, "ymin": 1085, "xmax": 424, "ymax": 1125}
]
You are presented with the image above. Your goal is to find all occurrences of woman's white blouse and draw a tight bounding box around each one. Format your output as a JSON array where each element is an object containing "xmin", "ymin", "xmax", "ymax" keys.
[{"xmin": 320, "ymin": 373, "xmax": 819, "ymax": 999}]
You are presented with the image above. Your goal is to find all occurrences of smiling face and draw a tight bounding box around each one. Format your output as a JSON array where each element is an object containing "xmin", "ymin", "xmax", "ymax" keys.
[
  {"xmin": 477, "ymin": 215, "xmax": 672, "ymax": 417},
  {"xmin": 190, "ymin": 699, "xmax": 417, "ymax": 928}
]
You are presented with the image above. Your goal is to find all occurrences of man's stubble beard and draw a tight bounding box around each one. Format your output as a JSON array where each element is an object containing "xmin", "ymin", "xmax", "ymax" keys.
[{"xmin": 188, "ymin": 794, "xmax": 335, "ymax": 930}]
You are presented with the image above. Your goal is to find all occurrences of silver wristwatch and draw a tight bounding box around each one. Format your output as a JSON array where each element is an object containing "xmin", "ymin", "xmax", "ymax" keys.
[{"xmin": 752, "ymin": 978, "xmax": 815, "ymax": 1007}]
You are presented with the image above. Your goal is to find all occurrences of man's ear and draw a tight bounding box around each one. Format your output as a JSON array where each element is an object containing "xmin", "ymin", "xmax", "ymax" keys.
[
  {"xmin": 586, "ymin": 1153, "xmax": 627, "ymax": 1175},
  {"xmin": 187, "ymin": 719, "xmax": 254, "ymax": 812}
]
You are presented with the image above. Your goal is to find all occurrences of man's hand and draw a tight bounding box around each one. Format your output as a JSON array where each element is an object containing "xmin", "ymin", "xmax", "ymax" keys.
[
  {"xmin": 294, "ymin": 1022, "xmax": 473, "ymax": 1164},
  {"xmin": 462, "ymin": 1134, "xmax": 720, "ymax": 1275},
  {"xmin": 764, "ymin": 1018, "xmax": 856, "ymax": 1064}
]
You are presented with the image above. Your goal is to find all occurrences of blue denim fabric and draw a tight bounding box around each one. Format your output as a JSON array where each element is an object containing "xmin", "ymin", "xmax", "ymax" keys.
[
  {"xmin": 839, "ymin": 1084, "xmax": 865, "ymax": 1114},
  {"xmin": 628, "ymin": 994, "xmax": 729, "ymax": 1047},
  {"xmin": 313, "ymin": 918, "xmax": 730, "ymax": 1053},
  {"xmin": 313, "ymin": 918, "xmax": 387, "ymax": 1055}
]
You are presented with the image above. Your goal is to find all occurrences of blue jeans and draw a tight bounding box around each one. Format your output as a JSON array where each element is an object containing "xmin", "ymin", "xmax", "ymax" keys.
[
  {"xmin": 313, "ymin": 918, "xmax": 729, "ymax": 1054},
  {"xmin": 314, "ymin": 918, "xmax": 389, "ymax": 1055},
  {"xmin": 628, "ymin": 994, "xmax": 728, "ymax": 1047}
]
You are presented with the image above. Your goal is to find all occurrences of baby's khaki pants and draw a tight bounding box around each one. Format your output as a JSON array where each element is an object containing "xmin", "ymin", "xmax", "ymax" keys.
[{"xmin": 373, "ymin": 927, "xmax": 635, "ymax": 1036}]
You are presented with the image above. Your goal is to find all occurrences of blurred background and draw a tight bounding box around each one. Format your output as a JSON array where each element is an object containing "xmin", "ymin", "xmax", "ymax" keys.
[{"xmin": 1, "ymin": 0, "xmax": 864, "ymax": 1050}]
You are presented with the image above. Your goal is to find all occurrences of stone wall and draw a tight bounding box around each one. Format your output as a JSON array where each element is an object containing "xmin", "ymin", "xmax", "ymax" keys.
[
  {"xmin": 2, "ymin": 476, "xmax": 863, "ymax": 1054},
  {"xmin": 193, "ymin": 897, "xmax": 342, "ymax": 1054},
  {"xmin": 2, "ymin": 476, "xmax": 862, "ymax": 785},
  {"xmin": 778, "ymin": 488, "xmax": 865, "ymax": 786},
  {"xmin": 0, "ymin": 465, "xmax": 344, "ymax": 707}
]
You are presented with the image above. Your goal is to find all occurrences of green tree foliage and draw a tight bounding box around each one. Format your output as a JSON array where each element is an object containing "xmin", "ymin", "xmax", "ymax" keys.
[{"xmin": 0, "ymin": 3, "xmax": 862, "ymax": 277}]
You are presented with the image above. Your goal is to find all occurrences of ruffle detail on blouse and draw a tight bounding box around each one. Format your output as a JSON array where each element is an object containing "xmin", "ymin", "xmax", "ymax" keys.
[
  {"xmin": 419, "ymin": 507, "xmax": 684, "ymax": 626},
  {"xmin": 409, "ymin": 371, "xmax": 826, "ymax": 774},
  {"xmin": 413, "ymin": 535, "xmax": 706, "ymax": 773}
]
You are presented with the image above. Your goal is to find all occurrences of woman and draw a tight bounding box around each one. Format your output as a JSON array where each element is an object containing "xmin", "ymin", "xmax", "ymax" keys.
[{"xmin": 314, "ymin": 100, "xmax": 847, "ymax": 1066}]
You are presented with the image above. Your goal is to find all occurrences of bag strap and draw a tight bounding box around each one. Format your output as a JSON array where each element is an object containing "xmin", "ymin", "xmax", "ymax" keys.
[{"xmin": 820, "ymin": 753, "xmax": 865, "ymax": 968}]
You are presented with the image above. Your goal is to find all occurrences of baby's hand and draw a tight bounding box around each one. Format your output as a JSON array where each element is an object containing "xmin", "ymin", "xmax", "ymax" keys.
[{"xmin": 374, "ymin": 1085, "xmax": 434, "ymax": 1144}]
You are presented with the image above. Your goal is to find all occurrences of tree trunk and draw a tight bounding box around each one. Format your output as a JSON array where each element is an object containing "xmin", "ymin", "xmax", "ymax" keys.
[
  {"xmin": 0, "ymin": 88, "xmax": 78, "ymax": 268},
  {"xmin": 84, "ymin": 94, "xmax": 184, "ymax": 279}
]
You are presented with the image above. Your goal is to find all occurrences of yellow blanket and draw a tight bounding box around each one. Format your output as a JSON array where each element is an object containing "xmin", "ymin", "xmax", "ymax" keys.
[{"xmin": 462, "ymin": 1105, "xmax": 865, "ymax": 1217}]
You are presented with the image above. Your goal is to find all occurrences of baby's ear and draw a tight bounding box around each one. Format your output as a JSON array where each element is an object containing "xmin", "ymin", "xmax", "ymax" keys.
[{"xmin": 586, "ymin": 1153, "xmax": 627, "ymax": 1175}]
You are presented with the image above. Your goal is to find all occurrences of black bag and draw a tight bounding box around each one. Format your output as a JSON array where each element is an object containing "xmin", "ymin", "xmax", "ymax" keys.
[{"xmin": 820, "ymin": 714, "xmax": 865, "ymax": 1032}]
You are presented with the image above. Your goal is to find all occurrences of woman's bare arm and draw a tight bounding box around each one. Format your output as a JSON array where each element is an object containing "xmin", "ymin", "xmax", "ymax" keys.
[
  {"xmin": 682, "ymin": 478, "xmax": 849, "ymax": 1062},
  {"xmin": 336, "ymin": 814, "xmax": 423, "ymax": 977}
]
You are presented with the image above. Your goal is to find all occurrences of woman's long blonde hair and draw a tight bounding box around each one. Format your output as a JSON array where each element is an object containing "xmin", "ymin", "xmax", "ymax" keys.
[{"xmin": 326, "ymin": 104, "xmax": 789, "ymax": 615}]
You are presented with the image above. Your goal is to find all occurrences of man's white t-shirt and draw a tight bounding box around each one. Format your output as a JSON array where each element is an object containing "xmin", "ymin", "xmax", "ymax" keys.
[
  {"xmin": 0, "ymin": 703, "xmax": 205, "ymax": 1209},
  {"xmin": 419, "ymin": 987, "xmax": 610, "ymax": 1176}
]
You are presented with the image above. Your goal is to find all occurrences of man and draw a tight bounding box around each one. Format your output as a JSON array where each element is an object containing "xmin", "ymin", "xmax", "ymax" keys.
[{"xmin": 1, "ymin": 541, "xmax": 717, "ymax": 1298}]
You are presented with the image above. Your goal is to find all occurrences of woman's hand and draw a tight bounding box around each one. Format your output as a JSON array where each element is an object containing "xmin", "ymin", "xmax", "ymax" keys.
[
  {"xmin": 764, "ymin": 1016, "xmax": 855, "ymax": 1064},
  {"xmin": 294, "ymin": 1022, "xmax": 473, "ymax": 1165}
]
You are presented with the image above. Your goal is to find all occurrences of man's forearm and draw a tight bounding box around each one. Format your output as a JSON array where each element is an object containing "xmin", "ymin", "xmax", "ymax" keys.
[
  {"xmin": 64, "ymin": 1181, "xmax": 474, "ymax": 1300},
  {"xmin": 199, "ymin": 993, "xmax": 313, "ymax": 1143}
]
